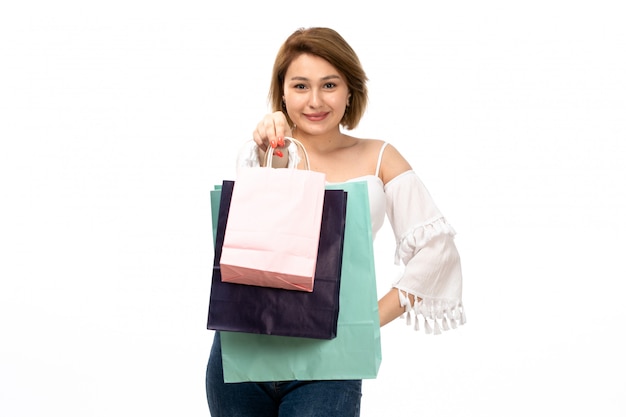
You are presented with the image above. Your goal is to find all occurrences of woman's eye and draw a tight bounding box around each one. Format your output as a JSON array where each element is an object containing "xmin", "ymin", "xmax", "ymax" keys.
[
  {"xmin": 324, "ymin": 83, "xmax": 336, "ymax": 89},
  {"xmin": 294, "ymin": 84, "xmax": 306, "ymax": 89}
]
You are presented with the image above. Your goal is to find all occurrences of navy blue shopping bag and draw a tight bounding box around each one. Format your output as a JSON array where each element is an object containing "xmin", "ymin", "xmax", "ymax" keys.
[{"xmin": 207, "ymin": 180, "xmax": 347, "ymax": 340}]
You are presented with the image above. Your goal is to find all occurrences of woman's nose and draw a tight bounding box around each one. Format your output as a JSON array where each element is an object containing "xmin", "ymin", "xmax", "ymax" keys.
[{"xmin": 307, "ymin": 90, "xmax": 321, "ymax": 108}]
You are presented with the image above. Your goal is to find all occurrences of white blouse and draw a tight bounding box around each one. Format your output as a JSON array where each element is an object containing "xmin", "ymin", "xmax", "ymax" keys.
[{"xmin": 236, "ymin": 140, "xmax": 465, "ymax": 334}]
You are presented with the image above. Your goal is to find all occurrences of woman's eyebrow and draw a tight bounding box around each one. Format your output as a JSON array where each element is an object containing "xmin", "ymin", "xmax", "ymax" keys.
[{"xmin": 289, "ymin": 75, "xmax": 341, "ymax": 81}]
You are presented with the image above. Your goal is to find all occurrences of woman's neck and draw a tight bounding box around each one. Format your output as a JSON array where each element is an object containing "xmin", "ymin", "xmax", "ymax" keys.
[{"xmin": 292, "ymin": 127, "xmax": 356, "ymax": 154}]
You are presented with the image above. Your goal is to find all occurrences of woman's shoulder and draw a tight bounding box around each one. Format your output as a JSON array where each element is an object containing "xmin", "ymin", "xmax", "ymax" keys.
[
  {"xmin": 352, "ymin": 137, "xmax": 385, "ymax": 148},
  {"xmin": 351, "ymin": 137, "xmax": 388, "ymax": 158},
  {"xmin": 354, "ymin": 138, "xmax": 412, "ymax": 184},
  {"xmin": 352, "ymin": 137, "xmax": 401, "ymax": 154},
  {"xmin": 342, "ymin": 137, "xmax": 409, "ymax": 184}
]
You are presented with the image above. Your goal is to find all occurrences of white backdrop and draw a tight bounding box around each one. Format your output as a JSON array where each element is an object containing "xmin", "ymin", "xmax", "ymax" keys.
[{"xmin": 1, "ymin": 1, "xmax": 625, "ymax": 416}]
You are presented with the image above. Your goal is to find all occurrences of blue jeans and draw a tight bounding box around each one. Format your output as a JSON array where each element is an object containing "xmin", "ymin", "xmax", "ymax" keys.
[{"xmin": 206, "ymin": 332, "xmax": 362, "ymax": 417}]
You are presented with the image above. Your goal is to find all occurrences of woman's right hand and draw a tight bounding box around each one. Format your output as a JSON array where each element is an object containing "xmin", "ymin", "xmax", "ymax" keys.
[{"xmin": 252, "ymin": 111, "xmax": 292, "ymax": 151}]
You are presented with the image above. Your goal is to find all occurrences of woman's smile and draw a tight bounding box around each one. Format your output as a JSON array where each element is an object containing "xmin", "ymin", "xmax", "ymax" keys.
[{"xmin": 304, "ymin": 112, "xmax": 330, "ymax": 122}]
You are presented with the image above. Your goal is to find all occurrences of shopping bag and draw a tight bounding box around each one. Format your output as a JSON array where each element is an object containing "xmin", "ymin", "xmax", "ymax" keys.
[
  {"xmin": 219, "ymin": 180, "xmax": 382, "ymax": 382},
  {"xmin": 208, "ymin": 180, "xmax": 347, "ymax": 339},
  {"xmin": 220, "ymin": 156, "xmax": 326, "ymax": 292}
]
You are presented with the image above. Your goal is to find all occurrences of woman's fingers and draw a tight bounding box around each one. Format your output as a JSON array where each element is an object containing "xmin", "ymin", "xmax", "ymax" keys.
[{"xmin": 252, "ymin": 112, "xmax": 292, "ymax": 151}]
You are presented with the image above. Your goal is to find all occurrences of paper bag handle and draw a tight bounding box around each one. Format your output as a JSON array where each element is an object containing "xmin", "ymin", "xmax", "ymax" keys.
[{"xmin": 263, "ymin": 137, "xmax": 311, "ymax": 170}]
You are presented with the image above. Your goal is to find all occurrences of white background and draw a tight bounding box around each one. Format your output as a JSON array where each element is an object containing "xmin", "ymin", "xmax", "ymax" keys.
[{"xmin": 1, "ymin": 1, "xmax": 625, "ymax": 416}]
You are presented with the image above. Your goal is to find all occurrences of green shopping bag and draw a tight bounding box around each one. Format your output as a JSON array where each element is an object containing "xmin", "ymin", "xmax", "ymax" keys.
[
  {"xmin": 210, "ymin": 183, "xmax": 222, "ymax": 246},
  {"xmin": 214, "ymin": 181, "xmax": 382, "ymax": 382}
]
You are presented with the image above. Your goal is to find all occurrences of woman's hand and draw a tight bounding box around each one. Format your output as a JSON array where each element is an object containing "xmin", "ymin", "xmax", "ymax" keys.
[{"xmin": 252, "ymin": 111, "xmax": 292, "ymax": 151}]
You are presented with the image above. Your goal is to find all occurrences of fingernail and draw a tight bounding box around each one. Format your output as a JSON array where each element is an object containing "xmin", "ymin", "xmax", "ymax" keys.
[
  {"xmin": 278, "ymin": 137, "xmax": 285, "ymax": 147},
  {"xmin": 274, "ymin": 150, "xmax": 284, "ymax": 158},
  {"xmin": 270, "ymin": 140, "xmax": 277, "ymax": 148}
]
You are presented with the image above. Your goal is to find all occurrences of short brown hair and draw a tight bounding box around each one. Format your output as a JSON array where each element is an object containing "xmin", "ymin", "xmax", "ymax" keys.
[{"xmin": 268, "ymin": 27, "xmax": 368, "ymax": 130}]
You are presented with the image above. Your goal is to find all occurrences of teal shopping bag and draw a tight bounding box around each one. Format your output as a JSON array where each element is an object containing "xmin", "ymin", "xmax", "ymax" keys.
[
  {"xmin": 213, "ymin": 181, "xmax": 382, "ymax": 382},
  {"xmin": 210, "ymin": 183, "xmax": 222, "ymax": 246}
]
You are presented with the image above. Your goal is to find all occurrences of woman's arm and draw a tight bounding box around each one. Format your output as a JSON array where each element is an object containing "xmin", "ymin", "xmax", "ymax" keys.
[
  {"xmin": 376, "ymin": 143, "xmax": 415, "ymax": 327},
  {"xmin": 378, "ymin": 288, "xmax": 419, "ymax": 327}
]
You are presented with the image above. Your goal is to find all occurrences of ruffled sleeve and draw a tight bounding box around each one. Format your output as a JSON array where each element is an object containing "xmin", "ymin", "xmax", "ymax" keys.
[
  {"xmin": 236, "ymin": 140, "xmax": 262, "ymax": 170},
  {"xmin": 385, "ymin": 170, "xmax": 465, "ymax": 334}
]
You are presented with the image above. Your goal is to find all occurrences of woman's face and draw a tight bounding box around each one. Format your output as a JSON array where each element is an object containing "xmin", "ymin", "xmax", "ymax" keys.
[{"xmin": 283, "ymin": 53, "xmax": 351, "ymax": 136}]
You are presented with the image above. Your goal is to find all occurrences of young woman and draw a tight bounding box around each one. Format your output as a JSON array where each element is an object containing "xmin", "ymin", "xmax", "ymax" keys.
[{"xmin": 206, "ymin": 27, "xmax": 465, "ymax": 417}]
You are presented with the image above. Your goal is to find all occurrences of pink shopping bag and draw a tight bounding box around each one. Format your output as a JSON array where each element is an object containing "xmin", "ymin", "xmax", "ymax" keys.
[{"xmin": 220, "ymin": 138, "xmax": 326, "ymax": 292}]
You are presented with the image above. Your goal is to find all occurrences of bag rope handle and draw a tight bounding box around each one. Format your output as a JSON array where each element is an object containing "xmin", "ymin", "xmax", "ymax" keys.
[{"xmin": 263, "ymin": 137, "xmax": 311, "ymax": 170}]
